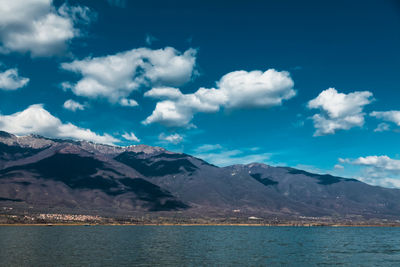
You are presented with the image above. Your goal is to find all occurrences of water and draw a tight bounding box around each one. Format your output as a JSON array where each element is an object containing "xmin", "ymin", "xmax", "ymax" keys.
[{"xmin": 1, "ymin": 226, "xmax": 400, "ymax": 266}]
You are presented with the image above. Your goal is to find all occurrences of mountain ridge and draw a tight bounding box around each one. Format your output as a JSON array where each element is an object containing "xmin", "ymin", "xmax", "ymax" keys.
[{"xmin": 1, "ymin": 130, "xmax": 400, "ymax": 224}]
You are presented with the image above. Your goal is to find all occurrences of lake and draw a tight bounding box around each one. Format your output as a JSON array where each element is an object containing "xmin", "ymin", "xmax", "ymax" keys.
[{"xmin": 0, "ymin": 226, "xmax": 399, "ymax": 266}]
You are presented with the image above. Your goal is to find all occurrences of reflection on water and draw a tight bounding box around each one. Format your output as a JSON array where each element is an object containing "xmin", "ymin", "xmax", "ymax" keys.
[{"xmin": 1, "ymin": 226, "xmax": 400, "ymax": 266}]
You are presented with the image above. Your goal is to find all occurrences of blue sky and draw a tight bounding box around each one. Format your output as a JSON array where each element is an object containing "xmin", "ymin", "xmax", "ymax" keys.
[{"xmin": 0, "ymin": 0, "xmax": 400, "ymax": 188}]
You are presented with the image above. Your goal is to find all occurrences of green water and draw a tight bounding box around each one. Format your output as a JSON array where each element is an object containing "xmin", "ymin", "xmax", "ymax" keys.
[{"xmin": 1, "ymin": 226, "xmax": 399, "ymax": 266}]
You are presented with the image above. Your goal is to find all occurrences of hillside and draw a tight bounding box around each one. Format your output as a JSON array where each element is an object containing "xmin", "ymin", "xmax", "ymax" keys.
[{"xmin": 1, "ymin": 130, "xmax": 400, "ymax": 224}]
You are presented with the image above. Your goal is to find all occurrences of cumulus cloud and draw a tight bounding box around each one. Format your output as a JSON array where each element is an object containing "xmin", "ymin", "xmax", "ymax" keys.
[
  {"xmin": 340, "ymin": 156, "xmax": 400, "ymax": 188},
  {"xmin": 0, "ymin": 68, "xmax": 29, "ymax": 90},
  {"xmin": 143, "ymin": 99, "xmax": 204, "ymax": 128},
  {"xmin": 158, "ymin": 133, "xmax": 183, "ymax": 144},
  {"xmin": 370, "ymin": 111, "xmax": 400, "ymax": 126},
  {"xmin": 61, "ymin": 47, "xmax": 197, "ymax": 105},
  {"xmin": 0, "ymin": 104, "xmax": 118, "ymax": 145},
  {"xmin": 216, "ymin": 69, "xmax": 295, "ymax": 108},
  {"xmin": 144, "ymin": 69, "xmax": 295, "ymax": 127},
  {"xmin": 308, "ymin": 88, "xmax": 373, "ymax": 136},
  {"xmin": 0, "ymin": 0, "xmax": 95, "ymax": 57},
  {"xmin": 122, "ymin": 132, "xmax": 140, "ymax": 142},
  {"xmin": 63, "ymin": 99, "xmax": 86, "ymax": 111}
]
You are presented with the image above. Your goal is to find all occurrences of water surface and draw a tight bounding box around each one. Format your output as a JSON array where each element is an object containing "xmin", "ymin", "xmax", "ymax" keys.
[{"xmin": 1, "ymin": 226, "xmax": 399, "ymax": 266}]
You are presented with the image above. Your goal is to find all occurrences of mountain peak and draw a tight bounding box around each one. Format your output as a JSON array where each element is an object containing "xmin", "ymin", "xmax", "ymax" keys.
[
  {"xmin": 124, "ymin": 144, "xmax": 166, "ymax": 154},
  {"xmin": 0, "ymin": 131, "xmax": 167, "ymax": 155},
  {"xmin": 246, "ymin": 163, "xmax": 271, "ymax": 169}
]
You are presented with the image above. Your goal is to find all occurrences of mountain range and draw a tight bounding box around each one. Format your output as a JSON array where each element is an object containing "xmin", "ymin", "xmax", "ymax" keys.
[{"xmin": 1, "ymin": 130, "xmax": 400, "ymax": 223}]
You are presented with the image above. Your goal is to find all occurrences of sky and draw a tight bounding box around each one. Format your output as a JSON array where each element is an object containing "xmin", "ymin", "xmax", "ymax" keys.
[{"xmin": 0, "ymin": 0, "xmax": 400, "ymax": 188}]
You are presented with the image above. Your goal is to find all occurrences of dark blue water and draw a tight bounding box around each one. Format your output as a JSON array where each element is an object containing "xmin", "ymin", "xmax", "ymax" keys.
[{"xmin": 1, "ymin": 226, "xmax": 400, "ymax": 266}]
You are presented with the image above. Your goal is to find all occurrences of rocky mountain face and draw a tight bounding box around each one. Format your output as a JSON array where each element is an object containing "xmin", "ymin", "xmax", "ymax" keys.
[{"xmin": 1, "ymin": 130, "xmax": 400, "ymax": 220}]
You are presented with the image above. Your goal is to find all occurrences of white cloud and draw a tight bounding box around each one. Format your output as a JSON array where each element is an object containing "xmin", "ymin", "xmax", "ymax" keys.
[
  {"xmin": 216, "ymin": 69, "xmax": 295, "ymax": 108},
  {"xmin": 158, "ymin": 133, "xmax": 183, "ymax": 144},
  {"xmin": 122, "ymin": 132, "xmax": 140, "ymax": 142},
  {"xmin": 346, "ymin": 156, "xmax": 400, "ymax": 171},
  {"xmin": 143, "ymin": 100, "xmax": 200, "ymax": 127},
  {"xmin": 370, "ymin": 111, "xmax": 400, "ymax": 126},
  {"xmin": 63, "ymin": 99, "xmax": 86, "ymax": 111},
  {"xmin": 194, "ymin": 149, "xmax": 272, "ymax": 167},
  {"xmin": 308, "ymin": 88, "xmax": 373, "ymax": 136},
  {"xmin": 119, "ymin": 98, "xmax": 138, "ymax": 107},
  {"xmin": 192, "ymin": 144, "xmax": 272, "ymax": 167},
  {"xmin": 340, "ymin": 155, "xmax": 400, "ymax": 188},
  {"xmin": 0, "ymin": 0, "xmax": 95, "ymax": 57},
  {"xmin": 374, "ymin": 122, "xmax": 390, "ymax": 132},
  {"xmin": 194, "ymin": 144, "xmax": 222, "ymax": 153},
  {"xmin": 144, "ymin": 69, "xmax": 295, "ymax": 127},
  {"xmin": 144, "ymin": 87, "xmax": 183, "ymax": 99},
  {"xmin": 334, "ymin": 164, "xmax": 344, "ymax": 169},
  {"xmin": 61, "ymin": 47, "xmax": 197, "ymax": 105},
  {"xmin": 57, "ymin": 4, "xmax": 94, "ymax": 25},
  {"xmin": 0, "ymin": 68, "xmax": 29, "ymax": 90},
  {"xmin": 0, "ymin": 104, "xmax": 118, "ymax": 145}
]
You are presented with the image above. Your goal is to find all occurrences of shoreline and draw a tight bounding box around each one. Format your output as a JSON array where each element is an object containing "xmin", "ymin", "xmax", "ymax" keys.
[{"xmin": 1, "ymin": 223, "xmax": 400, "ymax": 227}]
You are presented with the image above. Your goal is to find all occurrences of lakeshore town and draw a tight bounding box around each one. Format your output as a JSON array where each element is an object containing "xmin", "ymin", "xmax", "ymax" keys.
[{"xmin": 1, "ymin": 210, "xmax": 400, "ymax": 226}]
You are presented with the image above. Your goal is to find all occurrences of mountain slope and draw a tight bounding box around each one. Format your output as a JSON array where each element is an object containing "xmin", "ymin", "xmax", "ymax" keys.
[{"xmin": 1, "ymin": 130, "xmax": 400, "ymax": 221}]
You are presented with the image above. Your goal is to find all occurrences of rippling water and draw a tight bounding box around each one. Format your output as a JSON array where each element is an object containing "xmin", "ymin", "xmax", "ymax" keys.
[{"xmin": 1, "ymin": 226, "xmax": 400, "ymax": 266}]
